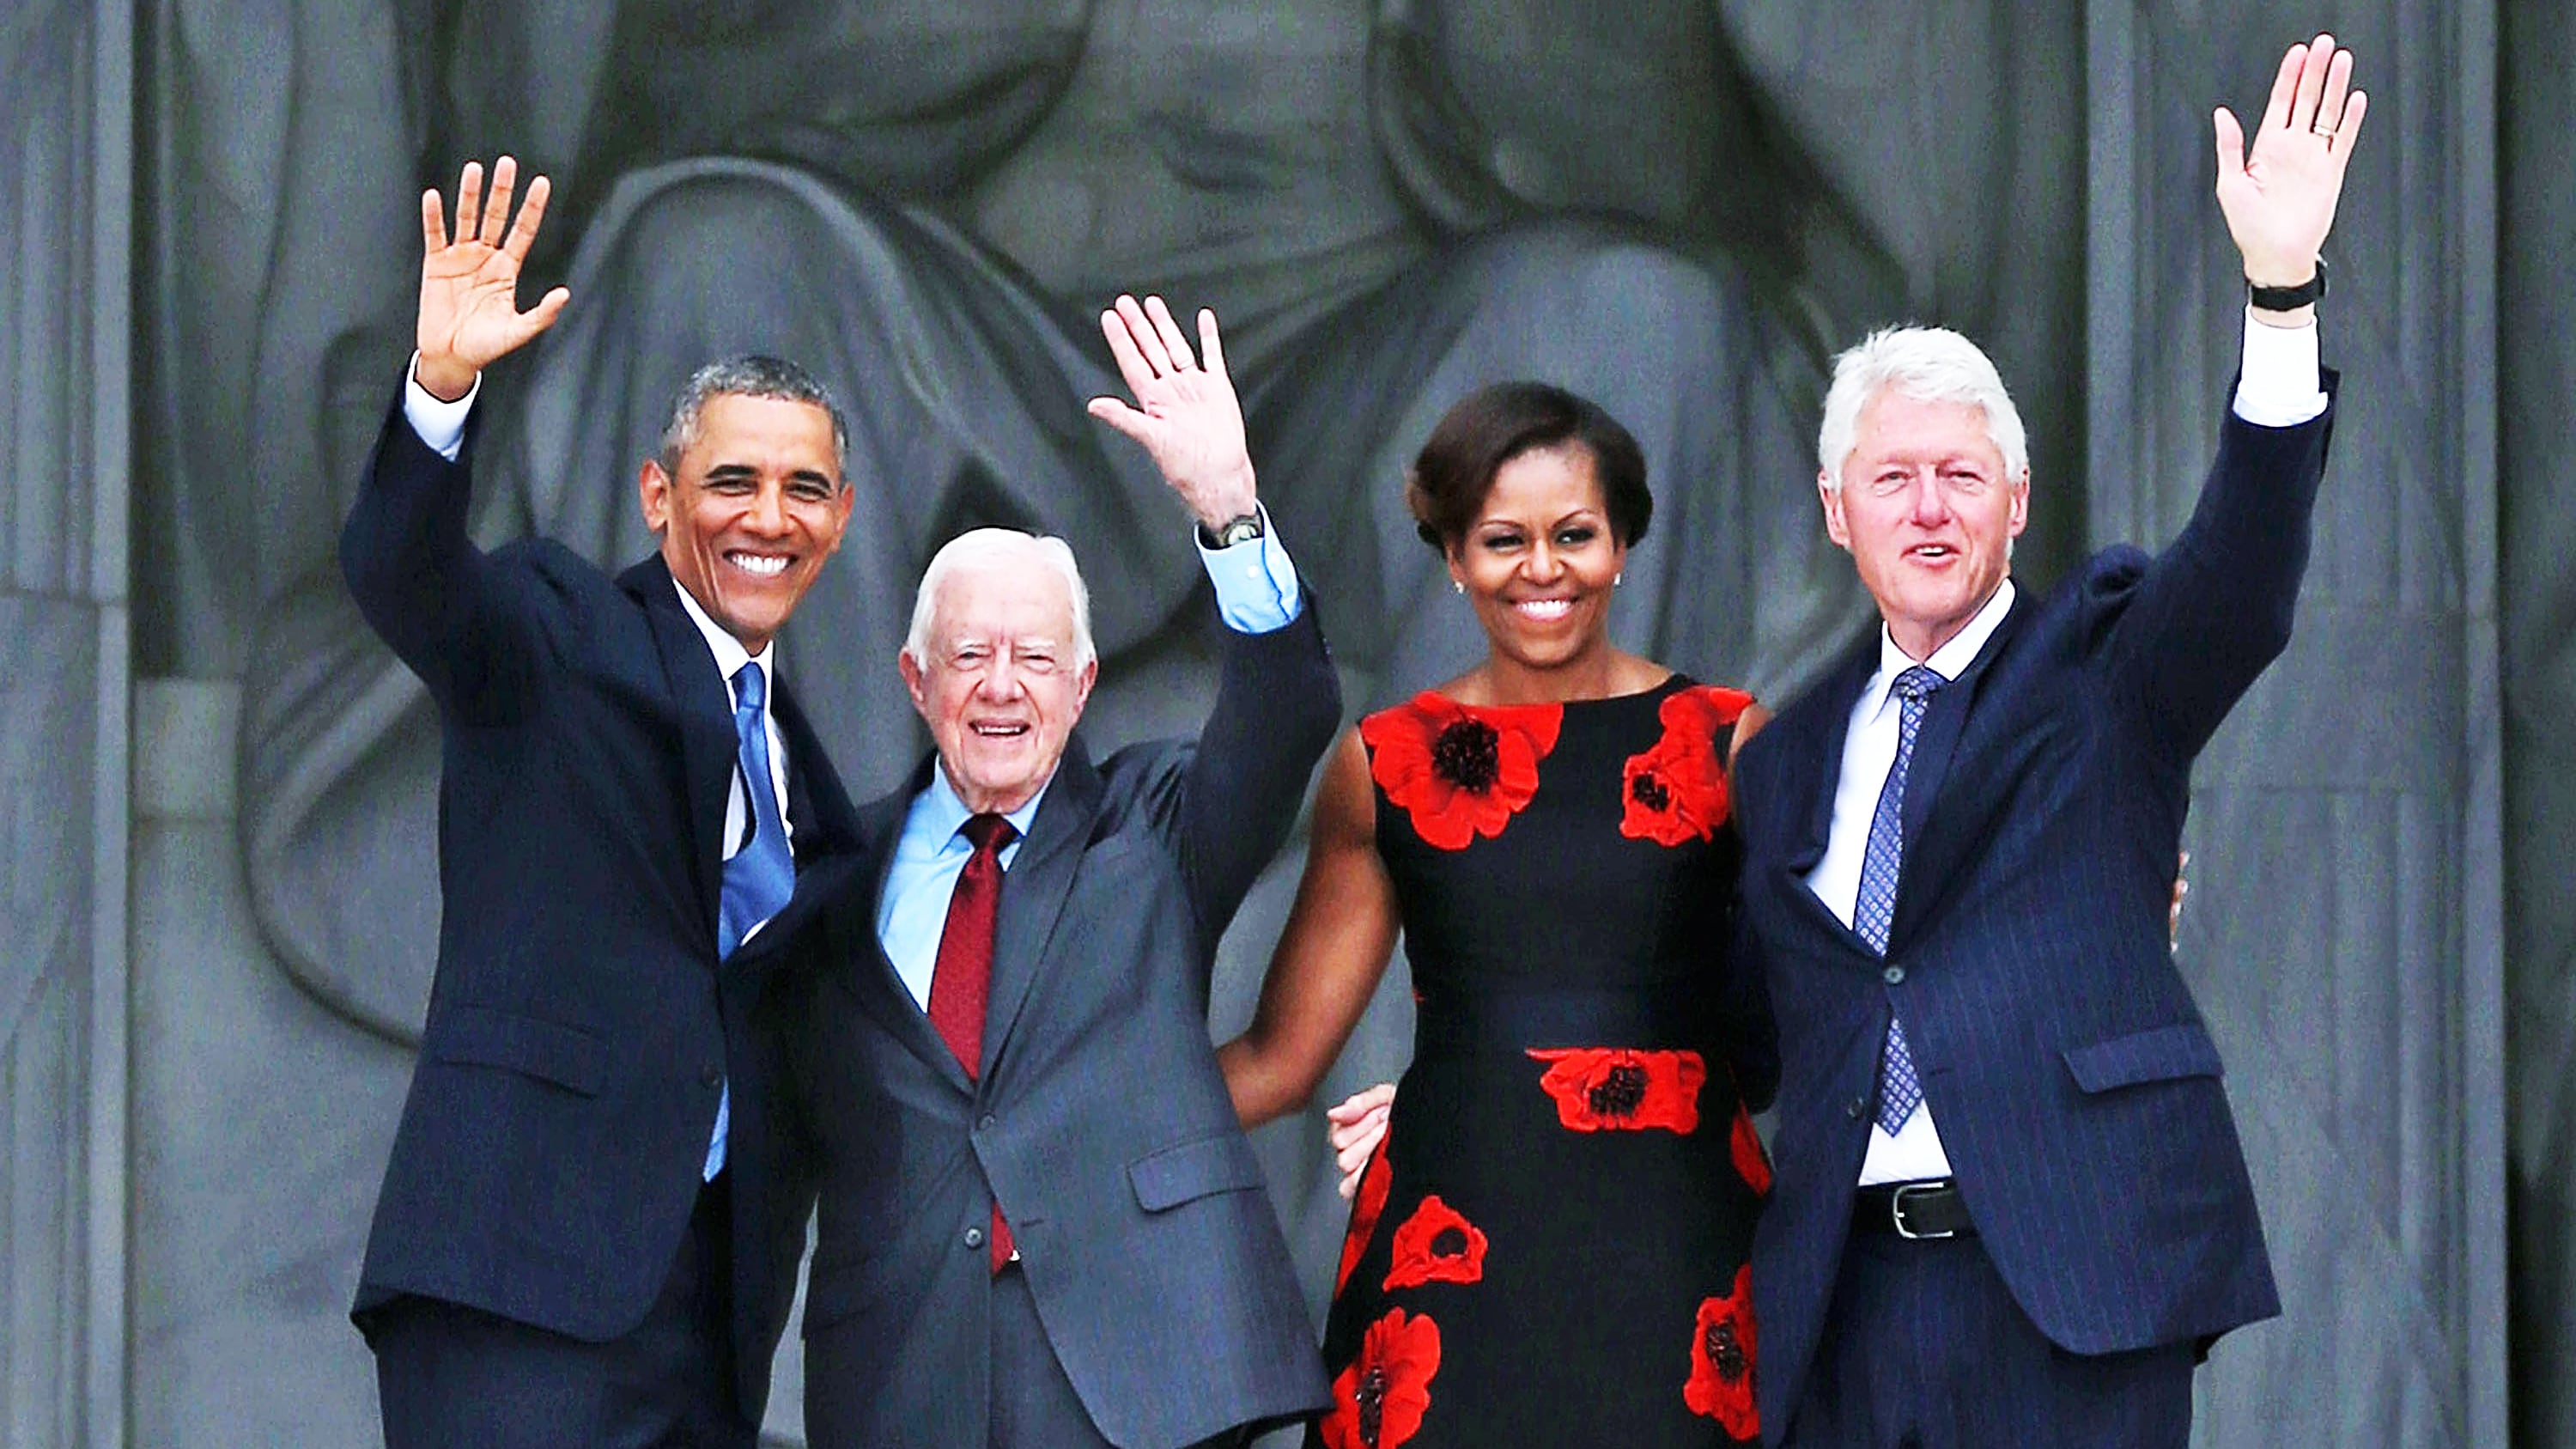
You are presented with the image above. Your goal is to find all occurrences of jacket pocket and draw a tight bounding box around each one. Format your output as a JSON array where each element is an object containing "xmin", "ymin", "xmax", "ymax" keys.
[
  {"xmin": 429, "ymin": 1004, "xmax": 607, "ymax": 1097},
  {"xmin": 2061, "ymin": 1021, "xmax": 2224, "ymax": 1094},
  {"xmin": 1127, "ymin": 1130, "xmax": 1266, "ymax": 1213}
]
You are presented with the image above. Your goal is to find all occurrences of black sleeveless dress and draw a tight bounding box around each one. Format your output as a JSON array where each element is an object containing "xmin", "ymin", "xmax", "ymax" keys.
[{"xmin": 1311, "ymin": 677, "xmax": 1771, "ymax": 1449}]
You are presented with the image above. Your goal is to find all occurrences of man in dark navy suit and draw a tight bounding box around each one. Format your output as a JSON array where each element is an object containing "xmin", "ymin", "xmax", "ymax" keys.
[
  {"xmin": 1731, "ymin": 34, "xmax": 2367, "ymax": 1449},
  {"xmin": 342, "ymin": 155, "xmax": 860, "ymax": 1448}
]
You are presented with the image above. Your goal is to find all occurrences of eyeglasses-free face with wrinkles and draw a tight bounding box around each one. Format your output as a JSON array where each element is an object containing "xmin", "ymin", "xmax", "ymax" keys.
[
  {"xmin": 900, "ymin": 563, "xmax": 1098, "ymax": 816},
  {"xmin": 1820, "ymin": 388, "xmax": 2028, "ymax": 662}
]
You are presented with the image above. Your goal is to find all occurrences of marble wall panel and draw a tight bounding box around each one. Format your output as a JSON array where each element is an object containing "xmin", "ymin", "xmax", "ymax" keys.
[{"xmin": 2, "ymin": 3, "xmax": 134, "ymax": 1446}]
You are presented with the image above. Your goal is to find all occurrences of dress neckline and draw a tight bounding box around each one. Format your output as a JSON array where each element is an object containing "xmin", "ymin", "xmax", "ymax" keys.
[{"xmin": 1410, "ymin": 673, "xmax": 1686, "ymax": 712}]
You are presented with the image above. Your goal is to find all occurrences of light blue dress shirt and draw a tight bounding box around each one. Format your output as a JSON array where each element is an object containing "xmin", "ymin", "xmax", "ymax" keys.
[{"xmin": 876, "ymin": 518, "xmax": 1303, "ymax": 1007}]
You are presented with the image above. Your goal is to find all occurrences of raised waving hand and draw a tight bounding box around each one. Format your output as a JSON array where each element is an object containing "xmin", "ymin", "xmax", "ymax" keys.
[
  {"xmin": 1087, "ymin": 295, "xmax": 1260, "ymax": 531},
  {"xmin": 415, "ymin": 156, "xmax": 571, "ymax": 401},
  {"xmin": 2214, "ymin": 33, "xmax": 2367, "ymax": 297}
]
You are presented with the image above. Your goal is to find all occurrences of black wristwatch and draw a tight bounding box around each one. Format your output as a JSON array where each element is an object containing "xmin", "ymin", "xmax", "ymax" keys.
[
  {"xmin": 2249, "ymin": 258, "xmax": 2327, "ymax": 312},
  {"xmin": 1200, "ymin": 510, "xmax": 1266, "ymax": 549}
]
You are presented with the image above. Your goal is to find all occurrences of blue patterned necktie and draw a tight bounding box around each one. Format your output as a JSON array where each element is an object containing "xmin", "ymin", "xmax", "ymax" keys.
[
  {"xmin": 1854, "ymin": 665, "xmax": 1944, "ymax": 1135},
  {"xmin": 706, "ymin": 661, "xmax": 795, "ymax": 1178},
  {"xmin": 718, "ymin": 661, "xmax": 797, "ymax": 958}
]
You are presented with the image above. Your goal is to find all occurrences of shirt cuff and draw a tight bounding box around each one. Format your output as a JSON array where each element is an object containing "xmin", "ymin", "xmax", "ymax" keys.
[
  {"xmin": 2231, "ymin": 309, "xmax": 2328, "ymax": 428},
  {"xmin": 404, "ymin": 351, "xmax": 480, "ymax": 461},
  {"xmin": 1197, "ymin": 503, "xmax": 1303, "ymax": 634}
]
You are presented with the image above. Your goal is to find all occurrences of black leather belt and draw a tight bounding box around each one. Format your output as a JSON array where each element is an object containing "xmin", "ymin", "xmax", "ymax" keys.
[{"xmin": 1852, "ymin": 1178, "xmax": 1977, "ymax": 1239}]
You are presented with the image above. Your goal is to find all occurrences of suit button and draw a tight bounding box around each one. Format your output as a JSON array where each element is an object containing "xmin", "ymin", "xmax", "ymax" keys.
[
  {"xmin": 963, "ymin": 1226, "xmax": 987, "ymax": 1251},
  {"xmin": 1881, "ymin": 965, "xmax": 1906, "ymax": 985},
  {"xmin": 700, "ymin": 1066, "xmax": 723, "ymax": 1088},
  {"xmin": 1846, "ymin": 1097, "xmax": 1868, "ymax": 1120},
  {"xmin": 978, "ymin": 1114, "xmax": 998, "ymax": 1133}
]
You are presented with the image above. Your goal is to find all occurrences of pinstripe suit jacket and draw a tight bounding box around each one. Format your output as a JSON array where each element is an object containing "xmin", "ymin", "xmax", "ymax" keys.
[{"xmin": 1734, "ymin": 390, "xmax": 2336, "ymax": 1439}]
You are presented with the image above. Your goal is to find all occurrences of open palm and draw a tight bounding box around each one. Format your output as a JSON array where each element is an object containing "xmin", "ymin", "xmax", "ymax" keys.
[
  {"xmin": 416, "ymin": 157, "xmax": 568, "ymax": 393},
  {"xmin": 2214, "ymin": 34, "xmax": 2367, "ymax": 286},
  {"xmin": 1087, "ymin": 294, "xmax": 1259, "ymax": 528}
]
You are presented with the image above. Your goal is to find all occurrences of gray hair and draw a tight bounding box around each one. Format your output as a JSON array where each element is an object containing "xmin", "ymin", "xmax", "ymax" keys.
[
  {"xmin": 903, "ymin": 528, "xmax": 1097, "ymax": 671},
  {"xmin": 1816, "ymin": 326, "xmax": 2029, "ymax": 487},
  {"xmin": 658, "ymin": 356, "xmax": 853, "ymax": 477}
]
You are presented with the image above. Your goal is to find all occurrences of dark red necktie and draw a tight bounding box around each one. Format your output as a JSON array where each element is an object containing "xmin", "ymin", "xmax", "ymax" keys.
[{"xmin": 927, "ymin": 812, "xmax": 1018, "ymax": 1270}]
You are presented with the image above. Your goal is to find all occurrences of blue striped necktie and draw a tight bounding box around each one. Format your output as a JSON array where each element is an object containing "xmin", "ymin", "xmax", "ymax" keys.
[{"xmin": 1854, "ymin": 665, "xmax": 1943, "ymax": 1135}]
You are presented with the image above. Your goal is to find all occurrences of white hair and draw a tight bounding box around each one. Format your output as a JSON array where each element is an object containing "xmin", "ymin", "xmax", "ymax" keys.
[
  {"xmin": 902, "ymin": 528, "xmax": 1097, "ymax": 669},
  {"xmin": 1816, "ymin": 325, "xmax": 2029, "ymax": 487}
]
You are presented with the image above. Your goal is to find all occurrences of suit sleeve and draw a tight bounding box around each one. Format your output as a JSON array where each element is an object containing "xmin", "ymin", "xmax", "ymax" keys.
[
  {"xmin": 1722, "ymin": 898, "xmax": 1780, "ymax": 1114},
  {"xmin": 338, "ymin": 387, "xmax": 541, "ymax": 717},
  {"xmin": 1155, "ymin": 594, "xmax": 1342, "ymax": 965},
  {"xmin": 2104, "ymin": 376, "xmax": 2337, "ymax": 764},
  {"xmin": 1721, "ymin": 739, "xmax": 1782, "ymax": 1112}
]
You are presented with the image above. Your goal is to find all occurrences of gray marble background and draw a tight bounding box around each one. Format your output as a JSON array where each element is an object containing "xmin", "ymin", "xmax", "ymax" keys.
[{"xmin": 5, "ymin": 0, "xmax": 2567, "ymax": 1445}]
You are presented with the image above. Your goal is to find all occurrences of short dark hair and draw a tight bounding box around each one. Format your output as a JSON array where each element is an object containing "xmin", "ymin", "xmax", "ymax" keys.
[
  {"xmin": 658, "ymin": 355, "xmax": 852, "ymax": 478},
  {"xmin": 1405, "ymin": 382, "xmax": 1651, "ymax": 554}
]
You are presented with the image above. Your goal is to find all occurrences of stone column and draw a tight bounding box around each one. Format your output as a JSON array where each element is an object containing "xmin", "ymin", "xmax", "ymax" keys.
[
  {"xmin": 0, "ymin": 1, "xmax": 133, "ymax": 1445},
  {"xmin": 2084, "ymin": 6, "xmax": 2507, "ymax": 1446}
]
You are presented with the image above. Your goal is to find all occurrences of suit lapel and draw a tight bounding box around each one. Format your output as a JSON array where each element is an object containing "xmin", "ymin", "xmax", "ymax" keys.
[
  {"xmin": 773, "ymin": 680, "xmax": 860, "ymax": 861},
  {"xmin": 825, "ymin": 778, "xmax": 976, "ymax": 1093},
  {"xmin": 1898, "ymin": 589, "xmax": 2023, "ymax": 847},
  {"xmin": 980, "ymin": 737, "xmax": 1103, "ymax": 1081},
  {"xmin": 1786, "ymin": 640, "xmax": 1883, "ymax": 876},
  {"xmin": 622, "ymin": 557, "xmax": 737, "ymax": 955},
  {"xmin": 1745, "ymin": 638, "xmax": 1883, "ymax": 958},
  {"xmin": 1888, "ymin": 588, "xmax": 2031, "ymax": 951}
]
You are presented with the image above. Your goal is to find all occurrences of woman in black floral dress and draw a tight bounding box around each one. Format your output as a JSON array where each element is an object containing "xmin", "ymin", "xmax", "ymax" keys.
[{"xmin": 1217, "ymin": 382, "xmax": 1777, "ymax": 1447}]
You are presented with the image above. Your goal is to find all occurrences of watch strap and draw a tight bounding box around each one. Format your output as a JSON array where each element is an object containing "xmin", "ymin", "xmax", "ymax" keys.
[{"xmin": 2249, "ymin": 257, "xmax": 2328, "ymax": 312}]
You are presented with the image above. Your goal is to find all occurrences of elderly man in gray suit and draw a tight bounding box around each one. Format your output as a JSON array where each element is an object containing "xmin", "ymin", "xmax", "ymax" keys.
[{"xmin": 751, "ymin": 295, "xmax": 1337, "ymax": 1449}]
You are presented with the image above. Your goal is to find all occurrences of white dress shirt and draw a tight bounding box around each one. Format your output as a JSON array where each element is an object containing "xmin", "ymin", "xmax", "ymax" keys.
[{"xmin": 1811, "ymin": 311, "xmax": 2329, "ymax": 1186}]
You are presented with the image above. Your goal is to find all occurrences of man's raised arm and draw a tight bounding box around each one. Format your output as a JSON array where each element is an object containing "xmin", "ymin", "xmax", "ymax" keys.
[
  {"xmin": 340, "ymin": 156, "xmax": 571, "ymax": 691},
  {"xmin": 2122, "ymin": 34, "xmax": 2366, "ymax": 761},
  {"xmin": 1088, "ymin": 295, "xmax": 1340, "ymax": 950}
]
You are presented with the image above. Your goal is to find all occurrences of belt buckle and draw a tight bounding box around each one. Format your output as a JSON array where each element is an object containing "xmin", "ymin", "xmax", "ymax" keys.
[{"xmin": 1889, "ymin": 1182, "xmax": 1956, "ymax": 1241}]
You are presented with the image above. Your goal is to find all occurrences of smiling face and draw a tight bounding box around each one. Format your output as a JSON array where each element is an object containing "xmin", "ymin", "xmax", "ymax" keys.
[
  {"xmin": 900, "ymin": 559, "xmax": 1097, "ymax": 815},
  {"xmin": 638, "ymin": 393, "xmax": 853, "ymax": 654},
  {"xmin": 1448, "ymin": 441, "xmax": 1628, "ymax": 678},
  {"xmin": 1820, "ymin": 387, "xmax": 2028, "ymax": 661}
]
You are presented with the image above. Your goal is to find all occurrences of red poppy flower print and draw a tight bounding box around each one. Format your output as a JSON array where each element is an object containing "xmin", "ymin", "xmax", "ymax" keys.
[
  {"xmin": 1362, "ymin": 694, "xmax": 1564, "ymax": 850},
  {"xmin": 1527, "ymin": 1047, "xmax": 1707, "ymax": 1133},
  {"xmin": 1620, "ymin": 686, "xmax": 1753, "ymax": 846},
  {"xmin": 1321, "ymin": 1308, "xmax": 1443, "ymax": 1449},
  {"xmin": 1685, "ymin": 1266, "xmax": 1759, "ymax": 1439},
  {"xmin": 1382, "ymin": 1195, "xmax": 1489, "ymax": 1291},
  {"xmin": 1729, "ymin": 1104, "xmax": 1773, "ymax": 1196},
  {"xmin": 1336, "ymin": 1143, "xmax": 1394, "ymax": 1295}
]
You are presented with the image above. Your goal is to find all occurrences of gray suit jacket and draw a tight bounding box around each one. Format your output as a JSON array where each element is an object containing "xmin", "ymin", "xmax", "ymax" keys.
[{"xmin": 757, "ymin": 602, "xmax": 1339, "ymax": 1449}]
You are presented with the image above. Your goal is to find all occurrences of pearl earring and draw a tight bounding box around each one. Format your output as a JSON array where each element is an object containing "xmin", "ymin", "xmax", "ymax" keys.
[
  {"xmin": 1452, "ymin": 579, "xmax": 1465, "ymax": 594},
  {"xmin": 1613, "ymin": 571, "xmax": 1624, "ymax": 586}
]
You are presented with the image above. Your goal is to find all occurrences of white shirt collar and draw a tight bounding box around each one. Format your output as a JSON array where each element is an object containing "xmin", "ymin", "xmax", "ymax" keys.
[
  {"xmin": 1858, "ymin": 577, "xmax": 2018, "ymax": 722},
  {"xmin": 671, "ymin": 575, "xmax": 775, "ymax": 706}
]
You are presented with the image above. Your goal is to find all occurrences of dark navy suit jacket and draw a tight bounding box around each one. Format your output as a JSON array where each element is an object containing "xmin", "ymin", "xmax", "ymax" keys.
[
  {"xmin": 753, "ymin": 601, "xmax": 1340, "ymax": 1449},
  {"xmin": 1734, "ymin": 390, "xmax": 2337, "ymax": 1440},
  {"xmin": 339, "ymin": 394, "xmax": 859, "ymax": 1422}
]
